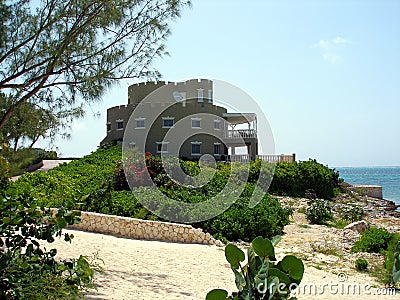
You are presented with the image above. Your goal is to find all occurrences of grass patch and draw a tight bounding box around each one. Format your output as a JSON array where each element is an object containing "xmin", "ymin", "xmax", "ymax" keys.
[
  {"xmin": 329, "ymin": 218, "xmax": 350, "ymax": 229},
  {"xmin": 298, "ymin": 224, "xmax": 311, "ymax": 229}
]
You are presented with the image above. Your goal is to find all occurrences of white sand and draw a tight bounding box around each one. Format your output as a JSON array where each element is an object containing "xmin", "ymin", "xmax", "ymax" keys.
[
  {"xmin": 42, "ymin": 229, "xmax": 396, "ymax": 300},
  {"xmin": 44, "ymin": 230, "xmax": 235, "ymax": 300}
]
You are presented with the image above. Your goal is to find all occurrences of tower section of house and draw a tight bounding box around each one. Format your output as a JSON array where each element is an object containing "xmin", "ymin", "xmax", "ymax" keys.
[{"xmin": 101, "ymin": 79, "xmax": 259, "ymax": 161}]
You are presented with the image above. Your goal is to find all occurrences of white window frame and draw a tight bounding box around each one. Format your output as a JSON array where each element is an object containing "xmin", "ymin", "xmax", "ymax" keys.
[
  {"xmin": 191, "ymin": 117, "xmax": 202, "ymax": 129},
  {"xmin": 208, "ymin": 89, "xmax": 212, "ymax": 103},
  {"xmin": 156, "ymin": 142, "xmax": 169, "ymax": 153},
  {"xmin": 214, "ymin": 142, "xmax": 221, "ymax": 156},
  {"xmin": 191, "ymin": 142, "xmax": 202, "ymax": 156},
  {"xmin": 162, "ymin": 117, "xmax": 175, "ymax": 128},
  {"xmin": 197, "ymin": 89, "xmax": 204, "ymax": 102},
  {"xmin": 135, "ymin": 118, "xmax": 146, "ymax": 129},
  {"xmin": 214, "ymin": 119, "xmax": 221, "ymax": 130},
  {"xmin": 116, "ymin": 119, "xmax": 124, "ymax": 130}
]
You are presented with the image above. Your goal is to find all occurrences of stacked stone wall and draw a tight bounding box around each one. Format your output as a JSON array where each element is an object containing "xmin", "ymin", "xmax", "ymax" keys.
[{"xmin": 68, "ymin": 211, "xmax": 223, "ymax": 246}]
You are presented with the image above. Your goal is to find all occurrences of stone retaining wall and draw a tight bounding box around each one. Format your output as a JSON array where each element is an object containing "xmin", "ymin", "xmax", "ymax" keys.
[
  {"xmin": 68, "ymin": 211, "xmax": 223, "ymax": 246},
  {"xmin": 349, "ymin": 185, "xmax": 383, "ymax": 199}
]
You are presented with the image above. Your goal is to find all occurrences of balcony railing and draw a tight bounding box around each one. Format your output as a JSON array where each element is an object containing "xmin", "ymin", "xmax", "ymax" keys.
[
  {"xmin": 256, "ymin": 154, "xmax": 295, "ymax": 163},
  {"xmin": 229, "ymin": 154, "xmax": 296, "ymax": 163},
  {"xmin": 230, "ymin": 155, "xmax": 250, "ymax": 163},
  {"xmin": 223, "ymin": 129, "xmax": 257, "ymax": 139}
]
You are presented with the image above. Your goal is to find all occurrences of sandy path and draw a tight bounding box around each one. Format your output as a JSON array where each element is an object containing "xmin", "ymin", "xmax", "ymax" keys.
[
  {"xmin": 42, "ymin": 228, "xmax": 397, "ymax": 300},
  {"xmin": 11, "ymin": 159, "xmax": 72, "ymax": 181},
  {"xmin": 43, "ymin": 230, "xmax": 235, "ymax": 300}
]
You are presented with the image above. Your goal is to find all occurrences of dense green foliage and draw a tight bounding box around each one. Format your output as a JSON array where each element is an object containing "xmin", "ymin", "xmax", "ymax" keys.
[
  {"xmin": 392, "ymin": 242, "xmax": 400, "ymax": 286},
  {"xmin": 200, "ymin": 191, "xmax": 290, "ymax": 242},
  {"xmin": 269, "ymin": 160, "xmax": 340, "ymax": 199},
  {"xmin": 0, "ymin": 192, "xmax": 99, "ymax": 299},
  {"xmin": 8, "ymin": 146, "xmax": 122, "ymax": 207},
  {"xmin": 0, "ymin": 154, "xmax": 9, "ymax": 190},
  {"xmin": 1, "ymin": 146, "xmax": 58, "ymax": 176},
  {"xmin": 206, "ymin": 236, "xmax": 304, "ymax": 299},
  {"xmin": 8, "ymin": 146, "xmax": 339, "ymax": 241},
  {"xmin": 351, "ymin": 227, "xmax": 400, "ymax": 285},
  {"xmin": 355, "ymin": 258, "xmax": 368, "ymax": 271},
  {"xmin": 351, "ymin": 227, "xmax": 397, "ymax": 254},
  {"xmin": 305, "ymin": 199, "xmax": 333, "ymax": 225}
]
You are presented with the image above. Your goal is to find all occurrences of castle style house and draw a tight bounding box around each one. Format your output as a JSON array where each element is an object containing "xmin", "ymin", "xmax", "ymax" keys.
[{"xmin": 101, "ymin": 79, "xmax": 283, "ymax": 162}]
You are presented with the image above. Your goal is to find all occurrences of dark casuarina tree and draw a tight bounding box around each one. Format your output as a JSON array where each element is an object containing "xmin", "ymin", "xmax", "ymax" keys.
[{"xmin": 0, "ymin": 0, "xmax": 190, "ymax": 137}]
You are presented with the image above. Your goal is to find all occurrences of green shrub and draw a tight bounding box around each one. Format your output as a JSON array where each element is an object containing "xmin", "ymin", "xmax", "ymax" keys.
[
  {"xmin": 355, "ymin": 258, "xmax": 368, "ymax": 271},
  {"xmin": 305, "ymin": 198, "xmax": 333, "ymax": 225},
  {"xmin": 391, "ymin": 241, "xmax": 400, "ymax": 286},
  {"xmin": 0, "ymin": 155, "xmax": 9, "ymax": 191},
  {"xmin": 383, "ymin": 238, "xmax": 400, "ymax": 286},
  {"xmin": 0, "ymin": 193, "xmax": 100, "ymax": 299},
  {"xmin": 8, "ymin": 146, "xmax": 122, "ymax": 206},
  {"xmin": 269, "ymin": 159, "xmax": 340, "ymax": 199},
  {"xmin": 202, "ymin": 194, "xmax": 290, "ymax": 242},
  {"xmin": 340, "ymin": 203, "xmax": 364, "ymax": 222},
  {"xmin": 206, "ymin": 236, "xmax": 304, "ymax": 299},
  {"xmin": 351, "ymin": 227, "xmax": 395, "ymax": 254},
  {"xmin": 6, "ymin": 147, "xmax": 291, "ymax": 241}
]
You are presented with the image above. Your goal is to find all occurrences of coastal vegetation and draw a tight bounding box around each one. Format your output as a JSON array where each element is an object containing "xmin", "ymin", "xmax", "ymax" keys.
[
  {"xmin": 6, "ymin": 145, "xmax": 341, "ymax": 242},
  {"xmin": 351, "ymin": 227, "xmax": 400, "ymax": 285},
  {"xmin": 0, "ymin": 187, "xmax": 101, "ymax": 298},
  {"xmin": 305, "ymin": 198, "xmax": 334, "ymax": 225}
]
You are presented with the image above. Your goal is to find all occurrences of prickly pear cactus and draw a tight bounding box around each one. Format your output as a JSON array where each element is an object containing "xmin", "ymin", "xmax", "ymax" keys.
[
  {"xmin": 206, "ymin": 236, "xmax": 304, "ymax": 300},
  {"xmin": 392, "ymin": 242, "xmax": 400, "ymax": 285}
]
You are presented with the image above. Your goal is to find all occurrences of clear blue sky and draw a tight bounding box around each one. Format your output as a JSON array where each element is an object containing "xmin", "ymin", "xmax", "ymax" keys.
[{"xmin": 38, "ymin": 0, "xmax": 400, "ymax": 167}]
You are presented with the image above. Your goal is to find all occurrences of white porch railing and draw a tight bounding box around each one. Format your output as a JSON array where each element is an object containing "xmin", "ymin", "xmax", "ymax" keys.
[
  {"xmin": 230, "ymin": 154, "xmax": 250, "ymax": 163},
  {"xmin": 256, "ymin": 154, "xmax": 295, "ymax": 163},
  {"xmin": 224, "ymin": 129, "xmax": 257, "ymax": 139}
]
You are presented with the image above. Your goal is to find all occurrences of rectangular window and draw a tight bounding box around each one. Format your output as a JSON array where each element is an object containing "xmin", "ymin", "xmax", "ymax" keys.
[
  {"xmin": 116, "ymin": 120, "xmax": 124, "ymax": 130},
  {"xmin": 214, "ymin": 120, "xmax": 220, "ymax": 130},
  {"xmin": 135, "ymin": 118, "xmax": 145, "ymax": 129},
  {"xmin": 106, "ymin": 123, "xmax": 111, "ymax": 132},
  {"xmin": 214, "ymin": 143, "xmax": 221, "ymax": 155},
  {"xmin": 156, "ymin": 142, "xmax": 169, "ymax": 153},
  {"xmin": 208, "ymin": 89, "xmax": 212, "ymax": 103},
  {"xmin": 162, "ymin": 117, "xmax": 174, "ymax": 128},
  {"xmin": 191, "ymin": 142, "xmax": 201, "ymax": 155},
  {"xmin": 197, "ymin": 89, "xmax": 204, "ymax": 102},
  {"xmin": 191, "ymin": 118, "xmax": 201, "ymax": 128},
  {"xmin": 129, "ymin": 142, "xmax": 136, "ymax": 149}
]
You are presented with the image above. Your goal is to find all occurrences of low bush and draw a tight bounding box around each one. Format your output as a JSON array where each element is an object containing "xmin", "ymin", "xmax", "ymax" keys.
[
  {"xmin": 305, "ymin": 198, "xmax": 333, "ymax": 225},
  {"xmin": 8, "ymin": 147, "xmax": 335, "ymax": 242},
  {"xmin": 269, "ymin": 159, "xmax": 340, "ymax": 199},
  {"xmin": 351, "ymin": 227, "xmax": 396, "ymax": 254},
  {"xmin": 0, "ymin": 155, "xmax": 9, "ymax": 191},
  {"xmin": 340, "ymin": 203, "xmax": 364, "ymax": 222},
  {"xmin": 355, "ymin": 258, "xmax": 368, "ymax": 271},
  {"xmin": 0, "ymin": 193, "xmax": 100, "ymax": 299},
  {"xmin": 201, "ymin": 192, "xmax": 291, "ymax": 242}
]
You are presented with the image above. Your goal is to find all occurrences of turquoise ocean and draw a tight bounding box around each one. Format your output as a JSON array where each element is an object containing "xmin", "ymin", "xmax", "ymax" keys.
[{"xmin": 336, "ymin": 167, "xmax": 400, "ymax": 207}]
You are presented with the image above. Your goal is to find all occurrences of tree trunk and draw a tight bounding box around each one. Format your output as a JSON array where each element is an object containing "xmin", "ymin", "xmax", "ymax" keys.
[
  {"xmin": 29, "ymin": 135, "xmax": 41, "ymax": 149},
  {"xmin": 13, "ymin": 137, "xmax": 19, "ymax": 151}
]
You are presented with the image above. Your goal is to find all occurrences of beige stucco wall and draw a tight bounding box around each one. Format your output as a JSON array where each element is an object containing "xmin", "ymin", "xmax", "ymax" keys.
[{"xmin": 349, "ymin": 185, "xmax": 383, "ymax": 199}]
